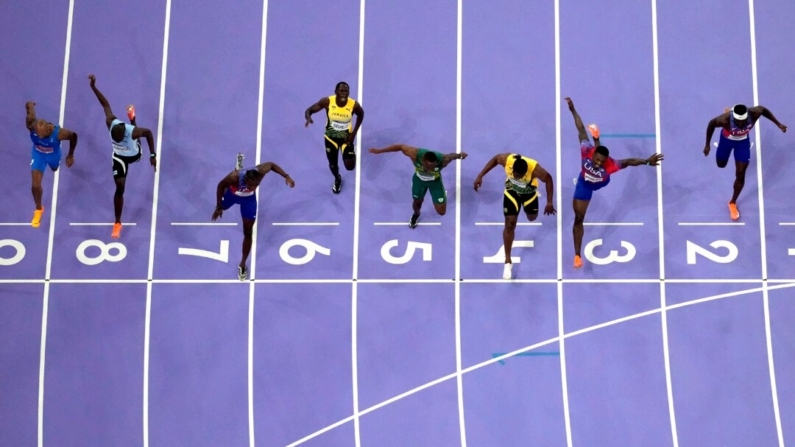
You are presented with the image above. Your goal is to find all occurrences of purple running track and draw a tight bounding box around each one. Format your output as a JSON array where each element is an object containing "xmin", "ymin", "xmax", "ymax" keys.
[{"xmin": 1, "ymin": 0, "xmax": 794, "ymax": 446}]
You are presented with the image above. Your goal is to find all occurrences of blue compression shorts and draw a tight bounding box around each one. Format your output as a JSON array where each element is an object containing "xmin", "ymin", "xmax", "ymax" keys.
[
  {"xmin": 715, "ymin": 134, "xmax": 751, "ymax": 163},
  {"xmin": 31, "ymin": 148, "xmax": 62, "ymax": 172},
  {"xmin": 222, "ymin": 189, "xmax": 257, "ymax": 220},
  {"xmin": 573, "ymin": 173, "xmax": 610, "ymax": 201}
]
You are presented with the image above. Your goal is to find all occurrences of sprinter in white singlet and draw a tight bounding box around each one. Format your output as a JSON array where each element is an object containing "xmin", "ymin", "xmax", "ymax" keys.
[{"xmin": 89, "ymin": 74, "xmax": 156, "ymax": 238}]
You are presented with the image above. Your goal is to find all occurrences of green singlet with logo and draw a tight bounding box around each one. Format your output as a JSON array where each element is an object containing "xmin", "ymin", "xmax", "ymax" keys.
[{"xmin": 411, "ymin": 148, "xmax": 447, "ymax": 204}]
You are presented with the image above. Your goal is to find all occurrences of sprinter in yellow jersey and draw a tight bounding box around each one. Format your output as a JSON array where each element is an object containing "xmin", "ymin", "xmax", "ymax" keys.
[
  {"xmin": 474, "ymin": 153, "xmax": 556, "ymax": 279},
  {"xmin": 305, "ymin": 82, "xmax": 365, "ymax": 194}
]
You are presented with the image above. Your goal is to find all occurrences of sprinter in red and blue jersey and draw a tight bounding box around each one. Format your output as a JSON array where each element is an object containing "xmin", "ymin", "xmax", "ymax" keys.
[
  {"xmin": 25, "ymin": 101, "xmax": 78, "ymax": 228},
  {"xmin": 704, "ymin": 104, "xmax": 787, "ymax": 221},
  {"xmin": 212, "ymin": 162, "xmax": 294, "ymax": 280},
  {"xmin": 565, "ymin": 97, "xmax": 663, "ymax": 270}
]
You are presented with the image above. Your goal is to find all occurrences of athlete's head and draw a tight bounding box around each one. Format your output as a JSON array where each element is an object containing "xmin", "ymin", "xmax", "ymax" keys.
[
  {"xmin": 244, "ymin": 169, "xmax": 261, "ymax": 189},
  {"xmin": 511, "ymin": 155, "xmax": 528, "ymax": 179},
  {"xmin": 111, "ymin": 122, "xmax": 126, "ymax": 143},
  {"xmin": 592, "ymin": 146, "xmax": 610, "ymax": 169},
  {"xmin": 335, "ymin": 82, "xmax": 350, "ymax": 100},
  {"xmin": 31, "ymin": 119, "xmax": 53, "ymax": 137},
  {"xmin": 421, "ymin": 151, "xmax": 438, "ymax": 172},
  {"xmin": 732, "ymin": 104, "xmax": 749, "ymax": 125}
]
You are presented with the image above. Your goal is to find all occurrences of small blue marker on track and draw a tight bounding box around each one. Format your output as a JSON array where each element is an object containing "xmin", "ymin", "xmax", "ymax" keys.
[{"xmin": 492, "ymin": 351, "xmax": 561, "ymax": 365}]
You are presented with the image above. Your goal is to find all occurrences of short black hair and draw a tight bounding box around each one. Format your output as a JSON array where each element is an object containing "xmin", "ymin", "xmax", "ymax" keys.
[
  {"xmin": 244, "ymin": 169, "xmax": 261, "ymax": 181},
  {"xmin": 595, "ymin": 146, "xmax": 610, "ymax": 157},
  {"xmin": 111, "ymin": 123, "xmax": 125, "ymax": 142},
  {"xmin": 512, "ymin": 155, "xmax": 528, "ymax": 177},
  {"xmin": 422, "ymin": 151, "xmax": 437, "ymax": 163},
  {"xmin": 335, "ymin": 81, "xmax": 349, "ymax": 92},
  {"xmin": 733, "ymin": 104, "xmax": 748, "ymax": 116}
]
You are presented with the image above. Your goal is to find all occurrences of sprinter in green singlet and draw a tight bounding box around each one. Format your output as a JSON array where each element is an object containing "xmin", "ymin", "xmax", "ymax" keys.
[{"xmin": 369, "ymin": 144, "xmax": 467, "ymax": 228}]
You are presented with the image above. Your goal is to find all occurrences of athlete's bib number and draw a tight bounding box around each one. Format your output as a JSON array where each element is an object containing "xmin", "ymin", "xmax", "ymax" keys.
[
  {"xmin": 331, "ymin": 121, "xmax": 350, "ymax": 131},
  {"xmin": 416, "ymin": 172, "xmax": 436, "ymax": 182},
  {"xmin": 112, "ymin": 142, "xmax": 138, "ymax": 156},
  {"xmin": 507, "ymin": 177, "xmax": 528, "ymax": 188},
  {"xmin": 584, "ymin": 173, "xmax": 603, "ymax": 183}
]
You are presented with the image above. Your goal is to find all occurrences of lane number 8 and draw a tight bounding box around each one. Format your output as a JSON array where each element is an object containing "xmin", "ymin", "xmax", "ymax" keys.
[
  {"xmin": 0, "ymin": 239, "xmax": 26, "ymax": 266},
  {"xmin": 76, "ymin": 239, "xmax": 127, "ymax": 266}
]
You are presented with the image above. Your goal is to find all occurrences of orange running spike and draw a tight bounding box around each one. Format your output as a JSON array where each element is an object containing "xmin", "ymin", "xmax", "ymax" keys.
[{"xmin": 111, "ymin": 222, "xmax": 122, "ymax": 238}]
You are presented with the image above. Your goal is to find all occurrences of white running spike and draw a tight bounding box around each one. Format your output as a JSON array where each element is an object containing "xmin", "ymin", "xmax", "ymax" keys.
[{"xmin": 502, "ymin": 263, "xmax": 513, "ymax": 280}]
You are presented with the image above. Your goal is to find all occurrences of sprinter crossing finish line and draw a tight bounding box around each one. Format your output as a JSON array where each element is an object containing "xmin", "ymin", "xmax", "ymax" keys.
[
  {"xmin": 565, "ymin": 97, "xmax": 663, "ymax": 270},
  {"xmin": 25, "ymin": 101, "xmax": 78, "ymax": 228},
  {"xmin": 213, "ymin": 159, "xmax": 294, "ymax": 281},
  {"xmin": 703, "ymin": 104, "xmax": 787, "ymax": 221},
  {"xmin": 474, "ymin": 152, "xmax": 556, "ymax": 280},
  {"xmin": 304, "ymin": 82, "xmax": 365, "ymax": 194},
  {"xmin": 368, "ymin": 144, "xmax": 467, "ymax": 228},
  {"xmin": 88, "ymin": 74, "xmax": 156, "ymax": 239}
]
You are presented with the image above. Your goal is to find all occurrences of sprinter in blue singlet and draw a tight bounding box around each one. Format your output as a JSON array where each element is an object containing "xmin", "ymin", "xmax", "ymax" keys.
[
  {"xmin": 25, "ymin": 101, "xmax": 78, "ymax": 228},
  {"xmin": 704, "ymin": 104, "xmax": 787, "ymax": 221}
]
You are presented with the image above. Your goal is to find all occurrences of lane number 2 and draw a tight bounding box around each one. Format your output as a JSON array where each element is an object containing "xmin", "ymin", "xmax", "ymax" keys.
[{"xmin": 686, "ymin": 240, "xmax": 738, "ymax": 264}]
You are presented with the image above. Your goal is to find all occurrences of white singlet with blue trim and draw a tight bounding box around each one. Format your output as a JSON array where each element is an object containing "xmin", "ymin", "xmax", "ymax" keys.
[{"xmin": 109, "ymin": 119, "xmax": 141, "ymax": 156}]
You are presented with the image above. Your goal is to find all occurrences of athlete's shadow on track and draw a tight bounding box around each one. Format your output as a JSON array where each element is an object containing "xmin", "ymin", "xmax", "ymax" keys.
[{"xmin": 362, "ymin": 116, "xmax": 419, "ymax": 205}]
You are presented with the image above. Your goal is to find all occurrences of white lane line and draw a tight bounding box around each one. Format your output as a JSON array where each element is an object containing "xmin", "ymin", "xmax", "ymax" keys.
[
  {"xmin": 271, "ymin": 222, "xmax": 339, "ymax": 226},
  {"xmin": 747, "ymin": 0, "xmax": 782, "ymax": 443},
  {"xmin": 350, "ymin": 0, "xmax": 367, "ymax": 444},
  {"xmin": 69, "ymin": 222, "xmax": 137, "ymax": 226},
  {"xmin": 284, "ymin": 281, "xmax": 795, "ymax": 447},
  {"xmin": 143, "ymin": 0, "xmax": 173, "ymax": 444},
  {"xmin": 170, "ymin": 222, "xmax": 237, "ymax": 226},
  {"xmin": 678, "ymin": 222, "xmax": 745, "ymax": 226},
  {"xmin": 454, "ymin": 0, "xmax": 467, "ymax": 444},
  {"xmin": 651, "ymin": 0, "xmax": 678, "ymax": 442},
  {"xmin": 553, "ymin": 0, "xmax": 572, "ymax": 445},
  {"xmin": 584, "ymin": 222, "xmax": 643, "ymax": 226},
  {"xmin": 474, "ymin": 222, "xmax": 542, "ymax": 226},
  {"xmin": 374, "ymin": 222, "xmax": 441, "ymax": 226},
  {"xmin": 39, "ymin": 0, "xmax": 75, "ymax": 444}
]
